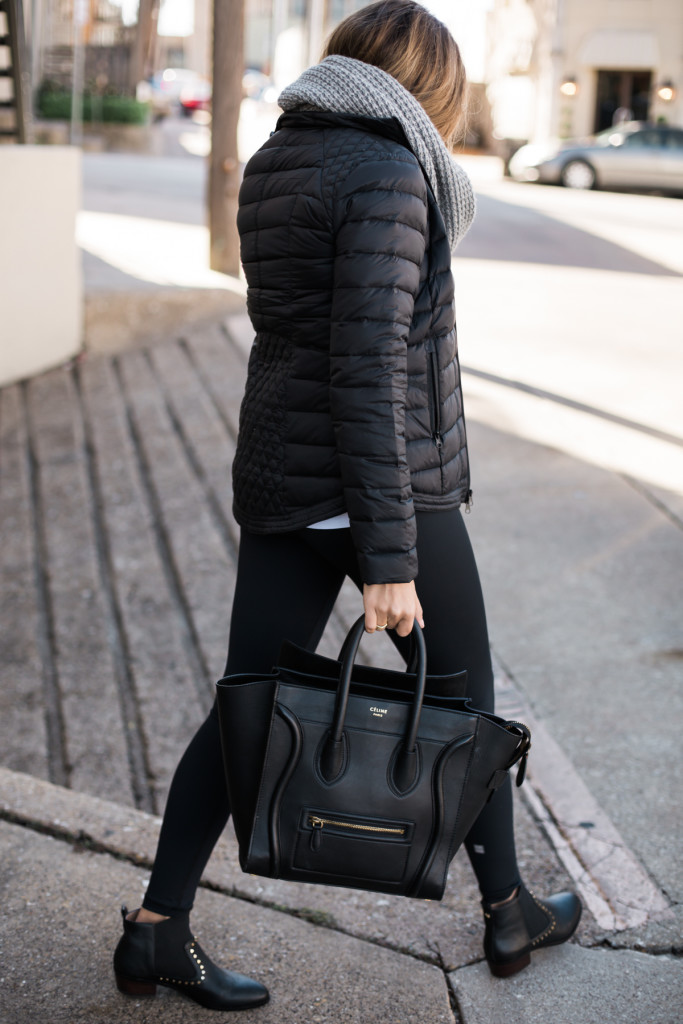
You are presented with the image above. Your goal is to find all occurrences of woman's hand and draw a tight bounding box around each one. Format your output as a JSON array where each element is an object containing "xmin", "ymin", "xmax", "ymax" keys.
[{"xmin": 363, "ymin": 581, "xmax": 424, "ymax": 637}]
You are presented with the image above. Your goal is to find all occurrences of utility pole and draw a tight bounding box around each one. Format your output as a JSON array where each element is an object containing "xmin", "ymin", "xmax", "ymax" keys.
[{"xmin": 209, "ymin": 0, "xmax": 244, "ymax": 276}]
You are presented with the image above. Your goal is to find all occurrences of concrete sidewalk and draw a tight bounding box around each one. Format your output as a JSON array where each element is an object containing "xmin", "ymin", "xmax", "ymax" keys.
[
  {"xmin": 1, "ymin": 306, "xmax": 681, "ymax": 1022},
  {"xmin": 1, "ymin": 768, "xmax": 679, "ymax": 1024}
]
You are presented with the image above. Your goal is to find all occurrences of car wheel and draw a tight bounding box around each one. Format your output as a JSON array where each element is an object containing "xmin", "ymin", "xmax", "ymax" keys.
[{"xmin": 560, "ymin": 159, "xmax": 596, "ymax": 190}]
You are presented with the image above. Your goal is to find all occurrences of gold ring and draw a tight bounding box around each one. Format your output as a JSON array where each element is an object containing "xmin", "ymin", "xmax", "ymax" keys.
[{"xmin": 376, "ymin": 623, "xmax": 388, "ymax": 631}]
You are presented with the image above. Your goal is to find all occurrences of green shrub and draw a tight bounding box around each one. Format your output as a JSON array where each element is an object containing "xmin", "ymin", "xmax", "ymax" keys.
[{"xmin": 37, "ymin": 90, "xmax": 149, "ymax": 125}]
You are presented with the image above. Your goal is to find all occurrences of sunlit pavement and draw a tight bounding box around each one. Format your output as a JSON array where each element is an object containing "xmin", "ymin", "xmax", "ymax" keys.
[{"xmin": 452, "ymin": 165, "xmax": 683, "ymax": 502}]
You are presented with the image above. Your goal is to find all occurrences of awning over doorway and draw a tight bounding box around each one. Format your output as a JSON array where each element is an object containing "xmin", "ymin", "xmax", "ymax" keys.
[{"xmin": 578, "ymin": 30, "xmax": 659, "ymax": 68}]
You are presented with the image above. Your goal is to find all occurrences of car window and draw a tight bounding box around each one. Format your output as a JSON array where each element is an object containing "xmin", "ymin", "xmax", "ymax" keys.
[
  {"xmin": 622, "ymin": 131, "xmax": 662, "ymax": 148},
  {"xmin": 661, "ymin": 130, "xmax": 683, "ymax": 149}
]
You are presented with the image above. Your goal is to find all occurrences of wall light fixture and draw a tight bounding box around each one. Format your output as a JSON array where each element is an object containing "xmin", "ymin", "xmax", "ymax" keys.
[{"xmin": 656, "ymin": 80, "xmax": 675, "ymax": 102}]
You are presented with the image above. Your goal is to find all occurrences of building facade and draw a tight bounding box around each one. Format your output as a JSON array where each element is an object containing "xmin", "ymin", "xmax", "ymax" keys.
[
  {"xmin": 155, "ymin": 0, "xmax": 368, "ymax": 82},
  {"xmin": 485, "ymin": 0, "xmax": 683, "ymax": 145}
]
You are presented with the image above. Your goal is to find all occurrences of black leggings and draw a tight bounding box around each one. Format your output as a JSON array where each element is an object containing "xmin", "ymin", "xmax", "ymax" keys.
[{"xmin": 143, "ymin": 508, "xmax": 521, "ymax": 915}]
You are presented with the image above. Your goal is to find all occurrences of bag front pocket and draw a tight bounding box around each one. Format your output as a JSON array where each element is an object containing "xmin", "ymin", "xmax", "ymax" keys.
[{"xmin": 292, "ymin": 809, "xmax": 413, "ymax": 883}]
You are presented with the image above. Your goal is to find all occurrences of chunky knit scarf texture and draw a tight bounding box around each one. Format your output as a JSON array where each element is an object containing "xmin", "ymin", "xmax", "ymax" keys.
[{"xmin": 278, "ymin": 55, "xmax": 476, "ymax": 252}]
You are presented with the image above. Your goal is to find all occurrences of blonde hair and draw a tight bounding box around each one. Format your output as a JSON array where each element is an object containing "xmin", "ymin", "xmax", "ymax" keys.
[{"xmin": 323, "ymin": 0, "xmax": 467, "ymax": 148}]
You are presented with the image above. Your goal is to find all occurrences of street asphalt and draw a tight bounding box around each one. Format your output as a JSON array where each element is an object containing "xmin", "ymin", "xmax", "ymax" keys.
[{"xmin": 0, "ymin": 141, "xmax": 681, "ymax": 1022}]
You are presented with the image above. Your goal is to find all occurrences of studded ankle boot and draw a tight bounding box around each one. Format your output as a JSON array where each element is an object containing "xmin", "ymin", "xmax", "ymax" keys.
[
  {"xmin": 113, "ymin": 907, "xmax": 269, "ymax": 1011},
  {"xmin": 482, "ymin": 885, "xmax": 582, "ymax": 978}
]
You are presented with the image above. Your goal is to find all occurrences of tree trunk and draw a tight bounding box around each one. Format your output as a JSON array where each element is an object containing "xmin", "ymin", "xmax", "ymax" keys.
[
  {"xmin": 307, "ymin": 0, "xmax": 327, "ymax": 67},
  {"xmin": 209, "ymin": 0, "xmax": 244, "ymax": 276},
  {"xmin": 129, "ymin": 0, "xmax": 159, "ymax": 94}
]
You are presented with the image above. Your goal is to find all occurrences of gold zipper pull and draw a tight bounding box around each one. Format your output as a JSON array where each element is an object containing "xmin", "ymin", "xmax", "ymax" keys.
[{"xmin": 310, "ymin": 815, "xmax": 323, "ymax": 851}]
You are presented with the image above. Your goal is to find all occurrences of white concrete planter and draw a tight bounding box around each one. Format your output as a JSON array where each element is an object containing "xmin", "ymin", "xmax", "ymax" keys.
[{"xmin": 0, "ymin": 146, "xmax": 82, "ymax": 386}]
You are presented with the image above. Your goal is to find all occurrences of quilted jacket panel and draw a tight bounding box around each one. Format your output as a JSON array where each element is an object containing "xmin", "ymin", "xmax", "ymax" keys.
[{"xmin": 233, "ymin": 112, "xmax": 470, "ymax": 584}]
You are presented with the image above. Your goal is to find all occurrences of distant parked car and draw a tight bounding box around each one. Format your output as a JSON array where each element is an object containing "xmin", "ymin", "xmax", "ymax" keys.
[
  {"xmin": 142, "ymin": 69, "xmax": 208, "ymax": 119},
  {"xmin": 177, "ymin": 70, "xmax": 279, "ymax": 118},
  {"xmin": 509, "ymin": 123, "xmax": 683, "ymax": 193},
  {"xmin": 242, "ymin": 68, "xmax": 278, "ymax": 104},
  {"xmin": 179, "ymin": 77, "xmax": 212, "ymax": 116},
  {"xmin": 140, "ymin": 67, "xmax": 279, "ymax": 124}
]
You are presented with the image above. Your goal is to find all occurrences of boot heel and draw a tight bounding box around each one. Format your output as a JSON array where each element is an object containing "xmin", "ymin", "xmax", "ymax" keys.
[
  {"xmin": 115, "ymin": 973, "xmax": 157, "ymax": 997},
  {"xmin": 489, "ymin": 952, "xmax": 531, "ymax": 978}
]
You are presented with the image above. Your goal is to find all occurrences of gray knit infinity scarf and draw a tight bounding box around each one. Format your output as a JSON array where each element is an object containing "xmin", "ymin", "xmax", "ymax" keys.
[{"xmin": 278, "ymin": 55, "xmax": 476, "ymax": 252}]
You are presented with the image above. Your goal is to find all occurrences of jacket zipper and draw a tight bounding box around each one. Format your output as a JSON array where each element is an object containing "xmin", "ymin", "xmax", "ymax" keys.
[
  {"xmin": 455, "ymin": 351, "xmax": 473, "ymax": 512},
  {"xmin": 308, "ymin": 815, "xmax": 406, "ymax": 851},
  {"xmin": 425, "ymin": 340, "xmax": 442, "ymax": 450}
]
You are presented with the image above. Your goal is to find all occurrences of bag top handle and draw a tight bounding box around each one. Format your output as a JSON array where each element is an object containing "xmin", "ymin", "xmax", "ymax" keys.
[
  {"xmin": 330, "ymin": 616, "xmax": 427, "ymax": 754},
  {"xmin": 337, "ymin": 623, "xmax": 422, "ymax": 676}
]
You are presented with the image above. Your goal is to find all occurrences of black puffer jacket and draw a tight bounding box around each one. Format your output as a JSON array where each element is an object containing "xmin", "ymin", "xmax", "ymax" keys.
[{"xmin": 234, "ymin": 111, "xmax": 470, "ymax": 584}]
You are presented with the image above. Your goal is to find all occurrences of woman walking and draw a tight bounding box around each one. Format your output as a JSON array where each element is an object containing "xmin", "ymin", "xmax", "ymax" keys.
[{"xmin": 114, "ymin": 1, "xmax": 581, "ymax": 1010}]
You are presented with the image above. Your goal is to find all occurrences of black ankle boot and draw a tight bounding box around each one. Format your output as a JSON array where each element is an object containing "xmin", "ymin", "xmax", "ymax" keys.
[
  {"xmin": 482, "ymin": 885, "xmax": 582, "ymax": 978},
  {"xmin": 113, "ymin": 907, "xmax": 269, "ymax": 1011}
]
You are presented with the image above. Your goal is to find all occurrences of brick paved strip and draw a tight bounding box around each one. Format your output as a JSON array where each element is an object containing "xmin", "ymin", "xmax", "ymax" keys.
[
  {"xmin": 115, "ymin": 347, "xmax": 236, "ymax": 686},
  {"xmin": 79, "ymin": 356, "xmax": 206, "ymax": 811},
  {"xmin": 147, "ymin": 339, "xmax": 239, "ymax": 552},
  {"xmin": 26, "ymin": 369, "xmax": 134, "ymax": 805},
  {"xmin": 0, "ymin": 386, "xmax": 50, "ymax": 781},
  {"xmin": 181, "ymin": 321, "xmax": 250, "ymax": 466},
  {"xmin": 182, "ymin": 321, "xmax": 247, "ymax": 442}
]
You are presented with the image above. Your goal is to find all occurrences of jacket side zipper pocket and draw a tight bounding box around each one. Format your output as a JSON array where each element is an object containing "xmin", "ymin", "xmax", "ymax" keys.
[
  {"xmin": 425, "ymin": 340, "xmax": 442, "ymax": 450},
  {"xmin": 454, "ymin": 350, "xmax": 472, "ymax": 510}
]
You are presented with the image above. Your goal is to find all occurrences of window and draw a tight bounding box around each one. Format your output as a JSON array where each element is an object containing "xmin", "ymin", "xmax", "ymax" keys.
[
  {"xmin": 622, "ymin": 130, "xmax": 661, "ymax": 148},
  {"xmin": 661, "ymin": 130, "xmax": 683, "ymax": 149}
]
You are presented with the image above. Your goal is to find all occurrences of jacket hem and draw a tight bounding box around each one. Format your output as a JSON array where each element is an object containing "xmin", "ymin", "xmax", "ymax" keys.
[
  {"xmin": 233, "ymin": 490, "xmax": 467, "ymax": 536},
  {"xmin": 233, "ymin": 498, "xmax": 349, "ymax": 535},
  {"xmin": 412, "ymin": 492, "xmax": 466, "ymax": 512}
]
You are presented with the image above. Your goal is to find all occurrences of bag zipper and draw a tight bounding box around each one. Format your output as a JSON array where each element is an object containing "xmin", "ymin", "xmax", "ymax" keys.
[
  {"xmin": 309, "ymin": 815, "xmax": 405, "ymax": 836},
  {"xmin": 308, "ymin": 814, "xmax": 406, "ymax": 851}
]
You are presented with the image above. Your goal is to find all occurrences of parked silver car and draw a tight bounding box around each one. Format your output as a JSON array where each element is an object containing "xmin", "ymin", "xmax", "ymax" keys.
[{"xmin": 509, "ymin": 123, "xmax": 683, "ymax": 192}]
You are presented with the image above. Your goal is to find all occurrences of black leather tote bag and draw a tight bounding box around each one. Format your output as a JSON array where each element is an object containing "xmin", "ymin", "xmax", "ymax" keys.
[{"xmin": 216, "ymin": 616, "xmax": 530, "ymax": 900}]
